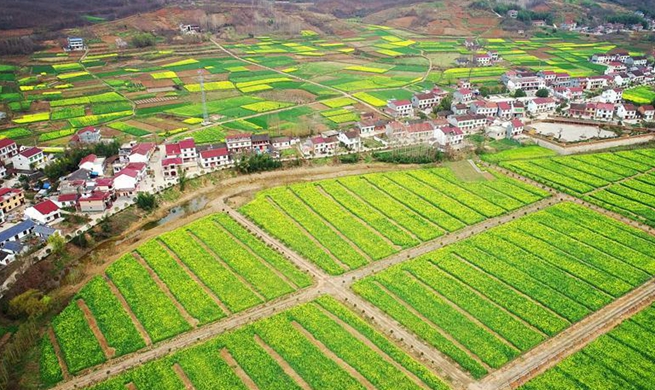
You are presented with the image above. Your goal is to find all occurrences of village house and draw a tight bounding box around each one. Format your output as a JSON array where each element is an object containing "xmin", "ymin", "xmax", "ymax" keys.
[
  {"xmin": 117, "ymin": 142, "xmax": 155, "ymax": 171},
  {"xmin": 605, "ymin": 62, "xmax": 627, "ymax": 74},
  {"xmin": 513, "ymin": 101, "xmax": 526, "ymax": 118},
  {"xmin": 434, "ymin": 125, "xmax": 464, "ymax": 149},
  {"xmin": 113, "ymin": 169, "xmax": 139, "ymax": 198},
  {"xmin": 0, "ymin": 188, "xmax": 24, "ymax": 214},
  {"xmin": 554, "ymin": 72, "xmax": 572, "ymax": 86},
  {"xmin": 0, "ymin": 138, "xmax": 18, "ymax": 164},
  {"xmin": 527, "ymin": 98, "xmax": 557, "ymax": 115},
  {"xmin": 496, "ymin": 102, "xmax": 513, "ymax": 120},
  {"xmin": 508, "ymin": 119, "xmax": 525, "ymax": 138},
  {"xmin": 387, "ymin": 100, "xmax": 415, "ymax": 118},
  {"xmin": 338, "ymin": 131, "xmax": 362, "ymax": 151},
  {"xmin": 447, "ymin": 114, "xmax": 487, "ymax": 134},
  {"xmin": 12, "ymin": 147, "xmax": 45, "ymax": 171},
  {"xmin": 595, "ymin": 103, "xmax": 615, "ymax": 120},
  {"xmin": 308, "ymin": 136, "xmax": 339, "ymax": 155},
  {"xmin": 226, "ymin": 134, "xmax": 253, "ymax": 153},
  {"xmin": 199, "ymin": 148, "xmax": 231, "ymax": 169},
  {"xmin": 356, "ymin": 120, "xmax": 377, "ymax": 138},
  {"xmin": 451, "ymin": 103, "xmax": 469, "ymax": 116},
  {"xmin": 66, "ymin": 37, "xmax": 84, "ymax": 51},
  {"xmin": 638, "ymin": 105, "xmax": 655, "ymax": 121},
  {"xmin": 251, "ymin": 134, "xmax": 271, "ymax": 153},
  {"xmin": 508, "ymin": 9, "xmax": 518, "ymax": 18},
  {"xmin": 271, "ymin": 136, "xmax": 292, "ymax": 150},
  {"xmin": 161, "ymin": 157, "xmax": 183, "ymax": 179},
  {"xmin": 502, "ymin": 72, "xmax": 546, "ymax": 93},
  {"xmin": 616, "ymin": 103, "xmax": 638, "ymax": 120},
  {"xmin": 164, "ymin": 138, "xmax": 197, "ymax": 164},
  {"xmin": 532, "ymin": 20, "xmax": 547, "ymax": 27},
  {"xmin": 474, "ymin": 53, "xmax": 492, "ymax": 67},
  {"xmin": 78, "ymin": 154, "xmax": 105, "ymax": 176},
  {"xmin": 453, "ymin": 88, "xmax": 474, "ymax": 103},
  {"xmin": 626, "ymin": 56, "xmax": 648, "ymax": 67},
  {"xmin": 0, "ymin": 164, "xmax": 6, "ymax": 179},
  {"xmin": 0, "ymin": 220, "xmax": 35, "ymax": 252},
  {"xmin": 470, "ymin": 101, "xmax": 498, "ymax": 117},
  {"xmin": 411, "ymin": 92, "xmax": 440, "ymax": 111},
  {"xmin": 538, "ymin": 70, "xmax": 557, "ymax": 85},
  {"xmin": 179, "ymin": 23, "xmax": 201, "ymax": 34},
  {"xmin": 56, "ymin": 193, "xmax": 78, "ymax": 208},
  {"xmin": 70, "ymin": 127, "xmax": 101, "ymax": 144},
  {"xmin": 600, "ymin": 88, "xmax": 623, "ymax": 104},
  {"xmin": 24, "ymin": 200, "xmax": 61, "ymax": 225},
  {"xmin": 405, "ymin": 122, "xmax": 435, "ymax": 142},
  {"xmin": 78, "ymin": 191, "xmax": 113, "ymax": 213}
]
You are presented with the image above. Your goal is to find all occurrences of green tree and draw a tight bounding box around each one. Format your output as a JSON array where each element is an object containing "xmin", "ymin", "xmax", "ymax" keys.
[
  {"xmin": 47, "ymin": 232, "xmax": 65, "ymax": 255},
  {"xmin": 513, "ymin": 89, "xmax": 527, "ymax": 98},
  {"xmin": 135, "ymin": 192, "xmax": 157, "ymax": 211},
  {"xmin": 536, "ymin": 88, "xmax": 550, "ymax": 98},
  {"xmin": 177, "ymin": 166, "xmax": 187, "ymax": 192},
  {"xmin": 8, "ymin": 289, "xmax": 51, "ymax": 319}
]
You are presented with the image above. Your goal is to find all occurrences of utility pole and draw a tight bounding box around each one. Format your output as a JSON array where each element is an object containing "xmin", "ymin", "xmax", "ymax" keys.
[{"xmin": 198, "ymin": 69, "xmax": 210, "ymax": 126}]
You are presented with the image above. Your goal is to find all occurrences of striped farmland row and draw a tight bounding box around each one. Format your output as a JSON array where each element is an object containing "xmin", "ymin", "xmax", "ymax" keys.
[
  {"xmin": 240, "ymin": 167, "xmax": 550, "ymax": 275},
  {"xmin": 354, "ymin": 202, "xmax": 655, "ymax": 378},
  {"xmin": 87, "ymin": 297, "xmax": 449, "ymax": 390},
  {"xmin": 521, "ymin": 304, "xmax": 655, "ymax": 390},
  {"xmin": 43, "ymin": 213, "xmax": 312, "ymax": 383}
]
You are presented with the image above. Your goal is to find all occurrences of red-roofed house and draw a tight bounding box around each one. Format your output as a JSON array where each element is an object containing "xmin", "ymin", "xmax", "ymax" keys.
[
  {"xmin": 78, "ymin": 154, "xmax": 106, "ymax": 175},
  {"xmin": 508, "ymin": 119, "xmax": 524, "ymax": 137},
  {"xmin": 616, "ymin": 103, "xmax": 638, "ymax": 120},
  {"xmin": 406, "ymin": 122, "xmax": 435, "ymax": 141},
  {"xmin": 226, "ymin": 134, "xmax": 252, "ymax": 153},
  {"xmin": 639, "ymin": 105, "xmax": 655, "ymax": 121},
  {"xmin": 453, "ymin": 88, "xmax": 473, "ymax": 103},
  {"xmin": 470, "ymin": 101, "xmax": 498, "ymax": 116},
  {"xmin": 78, "ymin": 191, "xmax": 113, "ymax": 213},
  {"xmin": 71, "ymin": 127, "xmax": 101, "ymax": 144},
  {"xmin": 94, "ymin": 177, "xmax": 115, "ymax": 193},
  {"xmin": 0, "ymin": 188, "xmax": 25, "ymax": 213},
  {"xmin": 497, "ymin": 102, "xmax": 513, "ymax": 119},
  {"xmin": 595, "ymin": 103, "xmax": 615, "ymax": 120},
  {"xmin": 56, "ymin": 193, "xmax": 78, "ymax": 208},
  {"xmin": 474, "ymin": 53, "xmax": 492, "ymax": 66},
  {"xmin": 387, "ymin": 100, "xmax": 414, "ymax": 118},
  {"xmin": 199, "ymin": 148, "xmax": 230, "ymax": 169},
  {"xmin": 0, "ymin": 139, "xmax": 18, "ymax": 164},
  {"xmin": 24, "ymin": 200, "xmax": 61, "ymax": 224},
  {"xmin": 129, "ymin": 143, "xmax": 156, "ymax": 163},
  {"xmin": 162, "ymin": 157, "xmax": 183, "ymax": 179},
  {"xmin": 165, "ymin": 138, "xmax": 197, "ymax": 163},
  {"xmin": 113, "ymin": 169, "xmax": 139, "ymax": 197},
  {"xmin": 412, "ymin": 92, "xmax": 440, "ymax": 111},
  {"xmin": 434, "ymin": 125, "xmax": 464, "ymax": 149},
  {"xmin": 527, "ymin": 98, "xmax": 557, "ymax": 115},
  {"xmin": 12, "ymin": 147, "xmax": 45, "ymax": 171}
]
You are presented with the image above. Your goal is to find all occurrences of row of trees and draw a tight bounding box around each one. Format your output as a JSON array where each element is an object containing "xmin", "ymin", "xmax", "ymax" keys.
[{"xmin": 43, "ymin": 141, "xmax": 120, "ymax": 182}]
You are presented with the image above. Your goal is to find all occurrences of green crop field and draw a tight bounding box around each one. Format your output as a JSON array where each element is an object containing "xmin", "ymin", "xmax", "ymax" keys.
[
  {"xmin": 354, "ymin": 202, "xmax": 655, "ymax": 378},
  {"xmin": 522, "ymin": 303, "xmax": 655, "ymax": 389},
  {"xmin": 42, "ymin": 213, "xmax": 312, "ymax": 382},
  {"xmin": 240, "ymin": 167, "xmax": 550, "ymax": 275},
  {"xmin": 82, "ymin": 296, "xmax": 449, "ymax": 390},
  {"xmin": 501, "ymin": 148, "xmax": 655, "ymax": 227}
]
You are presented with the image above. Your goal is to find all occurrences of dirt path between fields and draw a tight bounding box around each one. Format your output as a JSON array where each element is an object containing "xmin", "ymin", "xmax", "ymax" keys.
[
  {"xmin": 220, "ymin": 348, "xmax": 259, "ymax": 390},
  {"xmin": 77, "ymin": 299, "xmax": 116, "ymax": 359},
  {"xmin": 103, "ymin": 276, "xmax": 152, "ymax": 346},
  {"xmin": 253, "ymin": 334, "xmax": 312, "ymax": 390},
  {"xmin": 48, "ymin": 328, "xmax": 69, "ymax": 380},
  {"xmin": 172, "ymin": 363, "xmax": 195, "ymax": 390}
]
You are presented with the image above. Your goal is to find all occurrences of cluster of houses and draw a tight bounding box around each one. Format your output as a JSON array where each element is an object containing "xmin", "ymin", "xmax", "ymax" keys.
[{"xmin": 506, "ymin": 10, "xmax": 655, "ymax": 34}]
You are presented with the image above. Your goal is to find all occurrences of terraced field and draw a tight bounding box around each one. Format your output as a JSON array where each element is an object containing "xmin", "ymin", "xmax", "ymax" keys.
[
  {"xmin": 500, "ymin": 148, "xmax": 655, "ymax": 227},
  {"xmin": 353, "ymin": 202, "xmax": 655, "ymax": 378},
  {"xmin": 521, "ymin": 303, "xmax": 655, "ymax": 390},
  {"xmin": 42, "ymin": 213, "xmax": 313, "ymax": 381},
  {"xmin": 240, "ymin": 167, "xmax": 550, "ymax": 275},
  {"xmin": 81, "ymin": 297, "xmax": 449, "ymax": 390}
]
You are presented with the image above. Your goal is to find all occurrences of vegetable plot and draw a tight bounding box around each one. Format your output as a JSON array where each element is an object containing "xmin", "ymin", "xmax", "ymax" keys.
[
  {"xmin": 86, "ymin": 297, "xmax": 449, "ymax": 390},
  {"xmin": 241, "ymin": 167, "xmax": 549, "ymax": 274},
  {"xmin": 355, "ymin": 202, "xmax": 655, "ymax": 378},
  {"xmin": 42, "ymin": 213, "xmax": 310, "ymax": 383}
]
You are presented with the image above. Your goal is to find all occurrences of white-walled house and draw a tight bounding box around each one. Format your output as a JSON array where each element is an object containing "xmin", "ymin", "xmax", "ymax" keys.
[
  {"xmin": 527, "ymin": 98, "xmax": 557, "ymax": 115},
  {"xmin": 600, "ymin": 88, "xmax": 623, "ymax": 104},
  {"xmin": 616, "ymin": 103, "xmax": 638, "ymax": 120},
  {"xmin": 0, "ymin": 138, "xmax": 18, "ymax": 164},
  {"xmin": 638, "ymin": 105, "xmax": 655, "ymax": 121},
  {"xmin": 24, "ymin": 200, "xmax": 61, "ymax": 225},
  {"xmin": 12, "ymin": 147, "xmax": 45, "ymax": 171},
  {"xmin": 199, "ymin": 148, "xmax": 231, "ymax": 169},
  {"xmin": 387, "ymin": 100, "xmax": 414, "ymax": 118}
]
